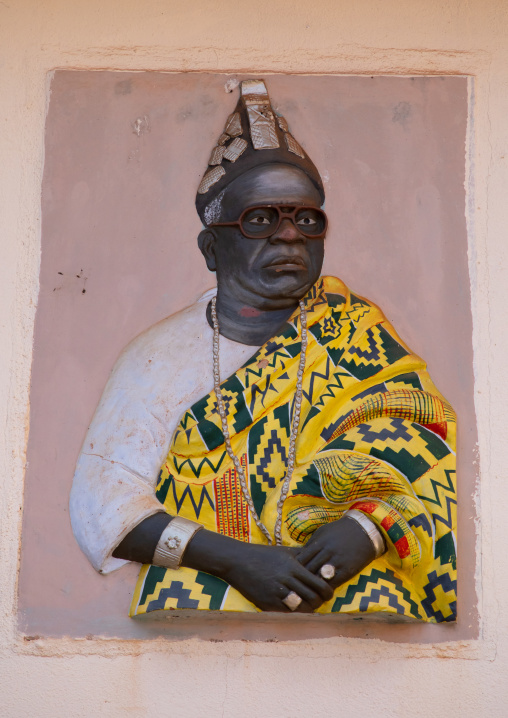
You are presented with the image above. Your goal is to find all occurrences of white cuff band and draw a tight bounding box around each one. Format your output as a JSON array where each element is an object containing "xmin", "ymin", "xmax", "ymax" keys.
[
  {"xmin": 152, "ymin": 516, "xmax": 204, "ymax": 570},
  {"xmin": 343, "ymin": 509, "xmax": 386, "ymax": 558}
]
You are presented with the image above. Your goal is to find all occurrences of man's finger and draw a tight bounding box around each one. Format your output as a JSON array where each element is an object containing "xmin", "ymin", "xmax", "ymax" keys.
[
  {"xmin": 304, "ymin": 549, "xmax": 331, "ymax": 575},
  {"xmin": 294, "ymin": 600, "xmax": 315, "ymax": 614},
  {"xmin": 284, "ymin": 577, "xmax": 323, "ymax": 610},
  {"xmin": 293, "ymin": 564, "xmax": 334, "ymax": 601},
  {"xmin": 295, "ymin": 540, "xmax": 321, "ymax": 566}
]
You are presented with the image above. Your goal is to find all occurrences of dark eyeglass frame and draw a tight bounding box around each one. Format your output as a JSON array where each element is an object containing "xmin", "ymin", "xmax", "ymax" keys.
[{"xmin": 209, "ymin": 204, "xmax": 328, "ymax": 239}]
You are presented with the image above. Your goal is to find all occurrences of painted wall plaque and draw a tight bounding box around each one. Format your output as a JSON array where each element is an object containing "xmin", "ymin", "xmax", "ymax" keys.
[
  {"xmin": 68, "ymin": 78, "xmax": 457, "ymax": 622},
  {"xmin": 18, "ymin": 72, "xmax": 474, "ymax": 639}
]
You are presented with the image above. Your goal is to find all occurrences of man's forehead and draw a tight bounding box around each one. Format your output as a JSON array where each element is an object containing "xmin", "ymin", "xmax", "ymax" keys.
[{"xmin": 223, "ymin": 164, "xmax": 323, "ymax": 210}]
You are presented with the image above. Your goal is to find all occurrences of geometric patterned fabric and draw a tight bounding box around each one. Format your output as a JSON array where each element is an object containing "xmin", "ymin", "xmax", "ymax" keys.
[{"xmin": 131, "ymin": 276, "xmax": 457, "ymax": 622}]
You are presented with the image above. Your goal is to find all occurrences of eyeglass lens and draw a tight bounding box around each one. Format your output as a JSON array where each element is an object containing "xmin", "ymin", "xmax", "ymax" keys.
[{"xmin": 240, "ymin": 206, "xmax": 326, "ymax": 238}]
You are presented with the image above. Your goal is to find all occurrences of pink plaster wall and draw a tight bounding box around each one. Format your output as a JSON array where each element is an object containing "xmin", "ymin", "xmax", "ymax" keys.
[{"xmin": 18, "ymin": 71, "xmax": 474, "ymax": 640}]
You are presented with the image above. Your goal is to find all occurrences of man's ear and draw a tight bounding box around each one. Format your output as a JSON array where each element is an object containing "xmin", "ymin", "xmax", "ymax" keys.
[{"xmin": 197, "ymin": 229, "xmax": 218, "ymax": 272}]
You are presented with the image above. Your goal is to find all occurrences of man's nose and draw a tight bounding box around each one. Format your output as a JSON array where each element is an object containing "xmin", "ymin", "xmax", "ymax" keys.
[{"xmin": 270, "ymin": 218, "xmax": 304, "ymax": 243}]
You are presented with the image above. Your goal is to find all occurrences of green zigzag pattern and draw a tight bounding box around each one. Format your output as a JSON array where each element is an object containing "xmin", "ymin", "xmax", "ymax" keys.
[{"xmin": 331, "ymin": 568, "xmax": 422, "ymax": 619}]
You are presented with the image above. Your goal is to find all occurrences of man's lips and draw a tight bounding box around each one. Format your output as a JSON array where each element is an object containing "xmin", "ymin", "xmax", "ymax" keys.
[{"xmin": 263, "ymin": 256, "xmax": 307, "ymax": 272}]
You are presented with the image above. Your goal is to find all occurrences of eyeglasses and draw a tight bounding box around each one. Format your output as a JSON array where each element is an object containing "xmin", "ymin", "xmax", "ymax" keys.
[{"xmin": 209, "ymin": 205, "xmax": 328, "ymax": 239}]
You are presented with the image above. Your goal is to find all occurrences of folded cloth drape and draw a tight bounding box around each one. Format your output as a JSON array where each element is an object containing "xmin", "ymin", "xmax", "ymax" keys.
[{"xmin": 131, "ymin": 276, "xmax": 457, "ymax": 622}]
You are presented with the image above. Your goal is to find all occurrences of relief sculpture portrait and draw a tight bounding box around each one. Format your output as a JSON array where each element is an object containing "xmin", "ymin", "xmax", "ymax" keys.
[{"xmin": 69, "ymin": 79, "xmax": 457, "ymax": 622}]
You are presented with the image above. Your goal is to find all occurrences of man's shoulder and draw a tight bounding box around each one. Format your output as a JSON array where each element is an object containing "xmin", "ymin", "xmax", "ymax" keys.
[
  {"xmin": 321, "ymin": 276, "xmax": 385, "ymax": 324},
  {"xmin": 321, "ymin": 275, "xmax": 414, "ymax": 359},
  {"xmin": 113, "ymin": 290, "xmax": 214, "ymax": 375}
]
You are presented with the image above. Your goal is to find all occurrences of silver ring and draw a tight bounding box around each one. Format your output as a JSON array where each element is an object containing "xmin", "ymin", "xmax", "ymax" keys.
[
  {"xmin": 282, "ymin": 591, "xmax": 303, "ymax": 611},
  {"xmin": 319, "ymin": 563, "xmax": 336, "ymax": 580}
]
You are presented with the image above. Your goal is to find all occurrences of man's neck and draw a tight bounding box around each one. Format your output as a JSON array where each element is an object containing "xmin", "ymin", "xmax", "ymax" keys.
[{"xmin": 206, "ymin": 288, "xmax": 297, "ymax": 346}]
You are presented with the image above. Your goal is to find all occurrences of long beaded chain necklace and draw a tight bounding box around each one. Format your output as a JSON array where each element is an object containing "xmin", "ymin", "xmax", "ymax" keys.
[{"xmin": 211, "ymin": 296, "xmax": 307, "ymax": 545}]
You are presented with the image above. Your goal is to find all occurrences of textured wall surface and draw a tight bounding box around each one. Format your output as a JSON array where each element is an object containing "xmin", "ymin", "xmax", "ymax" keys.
[{"xmin": 1, "ymin": 0, "xmax": 507, "ymax": 716}]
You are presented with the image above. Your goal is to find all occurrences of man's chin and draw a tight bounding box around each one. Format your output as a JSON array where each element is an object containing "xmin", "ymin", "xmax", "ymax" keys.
[{"xmin": 253, "ymin": 272, "xmax": 317, "ymax": 306}]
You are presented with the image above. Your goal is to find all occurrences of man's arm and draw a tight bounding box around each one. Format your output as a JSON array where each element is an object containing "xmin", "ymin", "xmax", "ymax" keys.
[
  {"xmin": 112, "ymin": 513, "xmax": 172, "ymax": 563},
  {"xmin": 113, "ymin": 515, "xmax": 334, "ymax": 612},
  {"xmin": 71, "ymin": 299, "xmax": 261, "ymax": 575}
]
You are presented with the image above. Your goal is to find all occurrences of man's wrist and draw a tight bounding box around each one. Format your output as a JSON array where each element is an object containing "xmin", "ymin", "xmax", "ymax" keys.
[
  {"xmin": 113, "ymin": 512, "xmax": 173, "ymax": 564},
  {"xmin": 182, "ymin": 528, "xmax": 250, "ymax": 580},
  {"xmin": 152, "ymin": 516, "xmax": 204, "ymax": 569},
  {"xmin": 343, "ymin": 509, "xmax": 386, "ymax": 558}
]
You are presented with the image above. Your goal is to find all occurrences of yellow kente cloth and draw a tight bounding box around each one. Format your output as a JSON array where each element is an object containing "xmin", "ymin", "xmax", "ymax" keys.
[{"xmin": 131, "ymin": 276, "xmax": 457, "ymax": 622}]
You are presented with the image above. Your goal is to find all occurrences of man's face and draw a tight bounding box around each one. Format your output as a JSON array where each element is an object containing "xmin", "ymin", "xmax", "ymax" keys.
[{"xmin": 202, "ymin": 164, "xmax": 325, "ymax": 310}]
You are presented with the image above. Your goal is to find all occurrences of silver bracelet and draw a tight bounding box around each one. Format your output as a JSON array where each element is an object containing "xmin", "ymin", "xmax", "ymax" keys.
[
  {"xmin": 343, "ymin": 509, "xmax": 386, "ymax": 559},
  {"xmin": 152, "ymin": 516, "xmax": 204, "ymax": 570}
]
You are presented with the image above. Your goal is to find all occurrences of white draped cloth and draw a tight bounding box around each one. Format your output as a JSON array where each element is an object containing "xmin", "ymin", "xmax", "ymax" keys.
[{"xmin": 70, "ymin": 290, "xmax": 259, "ymax": 574}]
